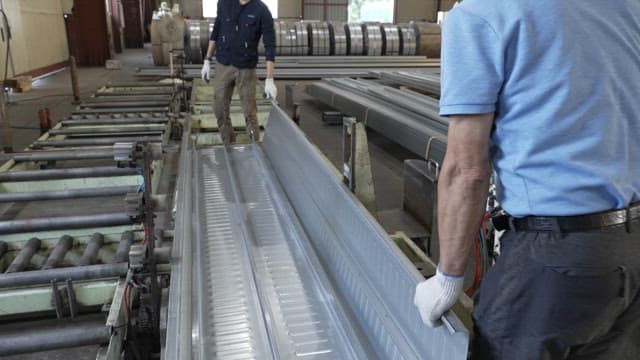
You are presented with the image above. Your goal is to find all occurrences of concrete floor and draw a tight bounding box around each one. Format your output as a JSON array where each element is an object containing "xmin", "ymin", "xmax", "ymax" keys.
[{"xmin": 1, "ymin": 45, "xmax": 420, "ymax": 359}]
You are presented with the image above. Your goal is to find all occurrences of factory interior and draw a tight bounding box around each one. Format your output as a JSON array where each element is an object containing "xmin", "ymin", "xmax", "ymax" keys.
[{"xmin": 4, "ymin": 0, "xmax": 635, "ymax": 359}]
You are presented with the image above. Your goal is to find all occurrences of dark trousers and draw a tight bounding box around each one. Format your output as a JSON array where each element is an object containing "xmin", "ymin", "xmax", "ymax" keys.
[
  {"xmin": 213, "ymin": 63, "xmax": 259, "ymax": 144},
  {"xmin": 472, "ymin": 222, "xmax": 640, "ymax": 359}
]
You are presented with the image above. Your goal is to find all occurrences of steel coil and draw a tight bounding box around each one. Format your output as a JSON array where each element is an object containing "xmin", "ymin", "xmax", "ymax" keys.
[
  {"xmin": 308, "ymin": 22, "xmax": 331, "ymax": 56},
  {"xmin": 381, "ymin": 23, "xmax": 400, "ymax": 56},
  {"xmin": 294, "ymin": 22, "xmax": 309, "ymax": 56},
  {"xmin": 398, "ymin": 23, "xmax": 418, "ymax": 55},
  {"xmin": 345, "ymin": 23, "xmax": 364, "ymax": 55},
  {"xmin": 329, "ymin": 22, "xmax": 347, "ymax": 56},
  {"xmin": 362, "ymin": 23, "xmax": 383, "ymax": 56},
  {"xmin": 186, "ymin": 20, "xmax": 202, "ymax": 63}
]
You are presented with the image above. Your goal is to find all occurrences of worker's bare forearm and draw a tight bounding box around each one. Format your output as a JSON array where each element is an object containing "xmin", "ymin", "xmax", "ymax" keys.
[
  {"xmin": 205, "ymin": 40, "xmax": 215, "ymax": 59},
  {"xmin": 265, "ymin": 61, "xmax": 275, "ymax": 79},
  {"xmin": 437, "ymin": 113, "xmax": 494, "ymax": 276}
]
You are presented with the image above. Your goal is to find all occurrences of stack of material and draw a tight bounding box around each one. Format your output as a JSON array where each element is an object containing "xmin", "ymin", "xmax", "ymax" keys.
[
  {"xmin": 411, "ymin": 21, "xmax": 442, "ymax": 58},
  {"xmin": 362, "ymin": 23, "xmax": 383, "ymax": 56},
  {"xmin": 329, "ymin": 22, "xmax": 348, "ymax": 55},
  {"xmin": 308, "ymin": 22, "xmax": 332, "ymax": 56},
  {"xmin": 381, "ymin": 23, "xmax": 401, "ymax": 56},
  {"xmin": 306, "ymin": 75, "xmax": 448, "ymax": 163},
  {"xmin": 371, "ymin": 69, "xmax": 442, "ymax": 95},
  {"xmin": 150, "ymin": 14, "xmax": 186, "ymax": 66}
]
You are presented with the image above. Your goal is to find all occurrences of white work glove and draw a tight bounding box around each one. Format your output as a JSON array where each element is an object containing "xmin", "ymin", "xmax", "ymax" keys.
[
  {"xmin": 414, "ymin": 267, "xmax": 464, "ymax": 327},
  {"xmin": 201, "ymin": 59, "xmax": 211, "ymax": 82},
  {"xmin": 264, "ymin": 78, "xmax": 277, "ymax": 99}
]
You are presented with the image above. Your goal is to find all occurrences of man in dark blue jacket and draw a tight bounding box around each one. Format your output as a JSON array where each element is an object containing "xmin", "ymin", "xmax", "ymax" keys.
[{"xmin": 201, "ymin": 0, "xmax": 276, "ymax": 144}]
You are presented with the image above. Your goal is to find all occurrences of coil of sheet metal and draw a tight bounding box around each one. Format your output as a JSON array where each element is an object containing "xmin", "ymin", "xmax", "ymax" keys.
[
  {"xmin": 308, "ymin": 22, "xmax": 331, "ymax": 56},
  {"xmin": 294, "ymin": 22, "xmax": 309, "ymax": 56},
  {"xmin": 186, "ymin": 20, "xmax": 202, "ymax": 63},
  {"xmin": 345, "ymin": 23, "xmax": 364, "ymax": 55},
  {"xmin": 362, "ymin": 23, "xmax": 383, "ymax": 56},
  {"xmin": 329, "ymin": 22, "xmax": 348, "ymax": 56},
  {"xmin": 204, "ymin": 20, "xmax": 213, "ymax": 53},
  {"xmin": 398, "ymin": 23, "xmax": 418, "ymax": 55},
  {"xmin": 381, "ymin": 23, "xmax": 401, "ymax": 56}
]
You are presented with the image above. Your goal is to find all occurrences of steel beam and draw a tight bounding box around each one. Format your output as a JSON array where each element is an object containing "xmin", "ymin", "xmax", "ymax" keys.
[
  {"xmin": 61, "ymin": 117, "xmax": 168, "ymax": 126},
  {"xmin": 0, "ymin": 314, "xmax": 110, "ymax": 356},
  {"xmin": 0, "ymin": 185, "xmax": 137, "ymax": 203},
  {"xmin": 72, "ymin": 107, "xmax": 169, "ymax": 115},
  {"xmin": 6, "ymin": 149, "xmax": 117, "ymax": 162},
  {"xmin": 0, "ymin": 166, "xmax": 140, "ymax": 182},
  {"xmin": 80, "ymin": 101, "xmax": 169, "ymax": 108},
  {"xmin": 0, "ymin": 213, "xmax": 134, "ymax": 235},
  {"xmin": 49, "ymin": 125, "xmax": 166, "ymax": 136},
  {"xmin": 33, "ymin": 137, "xmax": 162, "ymax": 148}
]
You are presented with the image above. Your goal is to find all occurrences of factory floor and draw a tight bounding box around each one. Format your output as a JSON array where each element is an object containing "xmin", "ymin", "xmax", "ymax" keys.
[{"xmin": 1, "ymin": 45, "xmax": 420, "ymax": 359}]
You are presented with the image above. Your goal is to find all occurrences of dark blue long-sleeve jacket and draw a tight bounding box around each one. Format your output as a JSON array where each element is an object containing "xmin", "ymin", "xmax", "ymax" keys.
[{"xmin": 210, "ymin": 0, "xmax": 276, "ymax": 69}]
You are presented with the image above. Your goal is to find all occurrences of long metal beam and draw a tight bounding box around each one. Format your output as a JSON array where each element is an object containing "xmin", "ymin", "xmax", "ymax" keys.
[
  {"xmin": 0, "ymin": 185, "xmax": 137, "ymax": 203},
  {"xmin": 307, "ymin": 79, "xmax": 448, "ymax": 163},
  {"xmin": 0, "ymin": 166, "xmax": 140, "ymax": 182},
  {"xmin": 0, "ymin": 213, "xmax": 134, "ymax": 235},
  {"xmin": 79, "ymin": 101, "xmax": 169, "ymax": 108},
  {"xmin": 6, "ymin": 149, "xmax": 119, "ymax": 162},
  {"xmin": 60, "ymin": 117, "xmax": 168, "ymax": 126},
  {"xmin": 49, "ymin": 125, "xmax": 166, "ymax": 136},
  {"xmin": 72, "ymin": 107, "xmax": 169, "ymax": 115},
  {"xmin": 33, "ymin": 137, "xmax": 162, "ymax": 148}
]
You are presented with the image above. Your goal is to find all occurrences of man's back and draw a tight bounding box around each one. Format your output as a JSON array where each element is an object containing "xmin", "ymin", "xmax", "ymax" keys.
[{"xmin": 440, "ymin": 0, "xmax": 640, "ymax": 216}]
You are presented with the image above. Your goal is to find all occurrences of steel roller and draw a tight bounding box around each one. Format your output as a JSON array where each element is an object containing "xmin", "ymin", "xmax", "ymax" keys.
[
  {"xmin": 398, "ymin": 23, "xmax": 418, "ymax": 55},
  {"xmin": 345, "ymin": 23, "xmax": 364, "ymax": 55},
  {"xmin": 308, "ymin": 22, "xmax": 331, "ymax": 56},
  {"xmin": 381, "ymin": 23, "xmax": 401, "ymax": 56}
]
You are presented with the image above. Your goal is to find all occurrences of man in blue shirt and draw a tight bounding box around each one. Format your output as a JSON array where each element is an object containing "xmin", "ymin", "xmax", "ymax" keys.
[
  {"xmin": 201, "ymin": 0, "xmax": 276, "ymax": 144},
  {"xmin": 414, "ymin": 1, "xmax": 640, "ymax": 358}
]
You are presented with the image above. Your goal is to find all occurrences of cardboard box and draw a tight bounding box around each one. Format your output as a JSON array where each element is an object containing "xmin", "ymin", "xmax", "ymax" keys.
[{"xmin": 105, "ymin": 59, "xmax": 122, "ymax": 70}]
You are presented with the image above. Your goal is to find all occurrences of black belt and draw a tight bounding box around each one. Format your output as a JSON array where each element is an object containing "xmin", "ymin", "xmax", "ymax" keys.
[{"xmin": 492, "ymin": 202, "xmax": 640, "ymax": 232}]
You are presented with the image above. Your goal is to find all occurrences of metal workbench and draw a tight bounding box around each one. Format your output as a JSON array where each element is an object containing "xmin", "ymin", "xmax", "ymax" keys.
[{"xmin": 166, "ymin": 105, "xmax": 469, "ymax": 359}]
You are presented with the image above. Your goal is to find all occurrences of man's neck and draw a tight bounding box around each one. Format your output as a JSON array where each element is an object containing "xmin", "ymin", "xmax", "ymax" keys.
[{"xmin": 239, "ymin": 0, "xmax": 251, "ymax": 5}]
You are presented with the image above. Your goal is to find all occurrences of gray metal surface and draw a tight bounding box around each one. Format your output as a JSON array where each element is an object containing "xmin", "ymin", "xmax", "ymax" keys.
[
  {"xmin": 308, "ymin": 22, "xmax": 331, "ymax": 56},
  {"xmin": 346, "ymin": 23, "xmax": 364, "ymax": 55},
  {"xmin": 263, "ymin": 105, "xmax": 468, "ymax": 359},
  {"xmin": 167, "ymin": 104, "xmax": 468, "ymax": 359},
  {"xmin": 329, "ymin": 22, "xmax": 347, "ymax": 55},
  {"xmin": 362, "ymin": 23, "xmax": 383, "ymax": 56},
  {"xmin": 186, "ymin": 145, "xmax": 369, "ymax": 359}
]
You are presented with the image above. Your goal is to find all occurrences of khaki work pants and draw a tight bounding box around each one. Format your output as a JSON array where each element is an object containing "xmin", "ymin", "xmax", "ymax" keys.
[{"xmin": 214, "ymin": 63, "xmax": 259, "ymax": 144}]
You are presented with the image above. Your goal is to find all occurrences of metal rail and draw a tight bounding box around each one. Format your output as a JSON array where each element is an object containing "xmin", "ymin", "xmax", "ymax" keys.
[
  {"xmin": 60, "ymin": 117, "xmax": 168, "ymax": 126},
  {"xmin": 33, "ymin": 137, "xmax": 162, "ymax": 148},
  {"xmin": 0, "ymin": 185, "xmax": 137, "ymax": 203},
  {"xmin": 0, "ymin": 212, "xmax": 134, "ymax": 235},
  {"xmin": 0, "ymin": 166, "xmax": 140, "ymax": 182},
  {"xmin": 49, "ymin": 125, "xmax": 166, "ymax": 136}
]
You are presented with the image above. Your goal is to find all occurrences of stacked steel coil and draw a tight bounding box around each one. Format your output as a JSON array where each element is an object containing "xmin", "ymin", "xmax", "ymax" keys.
[
  {"xmin": 362, "ymin": 23, "xmax": 383, "ymax": 56},
  {"xmin": 398, "ymin": 23, "xmax": 418, "ymax": 55},
  {"xmin": 328, "ymin": 22, "xmax": 347, "ymax": 55},
  {"xmin": 345, "ymin": 23, "xmax": 365, "ymax": 55},
  {"xmin": 381, "ymin": 23, "xmax": 401, "ymax": 56},
  {"xmin": 307, "ymin": 22, "xmax": 331, "ymax": 56},
  {"xmin": 184, "ymin": 20, "xmax": 432, "ymax": 62}
]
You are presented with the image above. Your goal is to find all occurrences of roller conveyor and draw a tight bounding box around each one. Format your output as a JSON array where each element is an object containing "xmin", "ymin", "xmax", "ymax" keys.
[{"xmin": 166, "ymin": 105, "xmax": 469, "ymax": 359}]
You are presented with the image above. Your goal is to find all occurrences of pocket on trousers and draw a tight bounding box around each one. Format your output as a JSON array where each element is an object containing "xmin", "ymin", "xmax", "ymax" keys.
[{"xmin": 522, "ymin": 265, "xmax": 626, "ymax": 339}]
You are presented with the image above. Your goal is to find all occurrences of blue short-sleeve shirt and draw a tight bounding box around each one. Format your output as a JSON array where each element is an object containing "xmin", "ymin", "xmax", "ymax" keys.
[{"xmin": 440, "ymin": 0, "xmax": 640, "ymax": 217}]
